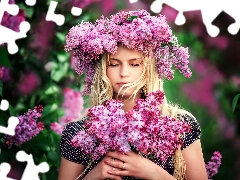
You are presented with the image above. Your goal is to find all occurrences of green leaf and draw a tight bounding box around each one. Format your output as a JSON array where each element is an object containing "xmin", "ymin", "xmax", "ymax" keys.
[
  {"xmin": 56, "ymin": 32, "xmax": 66, "ymax": 43},
  {"xmin": 41, "ymin": 104, "xmax": 58, "ymax": 118},
  {"xmin": 49, "ymin": 132, "xmax": 61, "ymax": 147},
  {"xmin": 39, "ymin": 154, "xmax": 48, "ymax": 163},
  {"xmin": 18, "ymin": 3, "xmax": 34, "ymax": 18},
  {"xmin": 41, "ymin": 173, "xmax": 47, "ymax": 180},
  {"xmin": 232, "ymin": 94, "xmax": 240, "ymax": 112},
  {"xmin": 0, "ymin": 80, "xmax": 3, "ymax": 96},
  {"xmin": 50, "ymin": 70, "xmax": 64, "ymax": 82},
  {"xmin": 0, "ymin": 146, "xmax": 9, "ymax": 162},
  {"xmin": 127, "ymin": 15, "xmax": 138, "ymax": 21},
  {"xmin": 0, "ymin": 112, "xmax": 8, "ymax": 126},
  {"xmin": 50, "ymin": 63, "xmax": 69, "ymax": 82},
  {"xmin": 44, "ymin": 85, "xmax": 59, "ymax": 95},
  {"xmin": 0, "ymin": 47, "xmax": 11, "ymax": 68},
  {"xmin": 47, "ymin": 151, "xmax": 59, "ymax": 162},
  {"xmin": 57, "ymin": 54, "xmax": 70, "ymax": 63},
  {"xmin": 8, "ymin": 105, "xmax": 16, "ymax": 116}
]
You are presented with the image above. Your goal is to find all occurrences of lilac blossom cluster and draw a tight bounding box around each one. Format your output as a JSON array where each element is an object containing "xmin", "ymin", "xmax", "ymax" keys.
[
  {"xmin": 17, "ymin": 71, "xmax": 41, "ymax": 95},
  {"xmin": 0, "ymin": 0, "xmax": 26, "ymax": 32},
  {"xmin": 0, "ymin": 66, "xmax": 10, "ymax": 82},
  {"xmin": 59, "ymin": 88, "xmax": 84, "ymax": 125},
  {"xmin": 69, "ymin": 0, "xmax": 98, "ymax": 8},
  {"xmin": 51, "ymin": 88, "xmax": 84, "ymax": 135},
  {"xmin": 4, "ymin": 105, "xmax": 44, "ymax": 148},
  {"xmin": 126, "ymin": 90, "xmax": 191, "ymax": 161},
  {"xmin": 50, "ymin": 122, "xmax": 65, "ymax": 135},
  {"xmin": 71, "ymin": 99, "xmax": 129, "ymax": 160},
  {"xmin": 205, "ymin": 151, "xmax": 222, "ymax": 179},
  {"xmin": 71, "ymin": 90, "xmax": 191, "ymax": 161},
  {"xmin": 65, "ymin": 9, "xmax": 191, "ymax": 95}
]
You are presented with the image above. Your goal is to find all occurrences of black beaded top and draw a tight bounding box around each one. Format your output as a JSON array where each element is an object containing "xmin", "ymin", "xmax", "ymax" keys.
[{"xmin": 60, "ymin": 113, "xmax": 201, "ymax": 179}]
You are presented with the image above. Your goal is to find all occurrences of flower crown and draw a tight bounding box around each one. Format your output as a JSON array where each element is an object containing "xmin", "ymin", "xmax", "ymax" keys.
[{"xmin": 65, "ymin": 9, "xmax": 191, "ymax": 95}]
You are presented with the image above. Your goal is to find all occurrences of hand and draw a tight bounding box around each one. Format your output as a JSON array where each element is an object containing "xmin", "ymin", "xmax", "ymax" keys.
[
  {"xmin": 83, "ymin": 156, "xmax": 123, "ymax": 180},
  {"xmin": 104, "ymin": 151, "xmax": 159, "ymax": 179}
]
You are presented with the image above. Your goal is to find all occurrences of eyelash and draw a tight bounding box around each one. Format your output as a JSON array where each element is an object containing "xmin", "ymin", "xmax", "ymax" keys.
[{"xmin": 109, "ymin": 63, "xmax": 141, "ymax": 67}]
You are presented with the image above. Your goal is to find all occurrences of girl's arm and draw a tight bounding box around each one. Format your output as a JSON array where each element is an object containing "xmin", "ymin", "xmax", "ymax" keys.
[
  {"xmin": 58, "ymin": 156, "xmax": 85, "ymax": 180},
  {"xmin": 182, "ymin": 139, "xmax": 208, "ymax": 180}
]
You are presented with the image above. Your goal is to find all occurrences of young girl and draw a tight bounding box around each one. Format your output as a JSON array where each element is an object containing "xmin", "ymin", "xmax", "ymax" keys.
[{"xmin": 59, "ymin": 9, "xmax": 208, "ymax": 180}]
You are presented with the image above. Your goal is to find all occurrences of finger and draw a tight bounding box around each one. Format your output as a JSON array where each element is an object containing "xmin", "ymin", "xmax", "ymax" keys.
[
  {"xmin": 106, "ymin": 174, "xmax": 123, "ymax": 180},
  {"xmin": 110, "ymin": 166, "xmax": 122, "ymax": 171},
  {"xmin": 108, "ymin": 169, "xmax": 129, "ymax": 177},
  {"xmin": 107, "ymin": 151, "xmax": 128, "ymax": 162},
  {"xmin": 105, "ymin": 164, "xmax": 123, "ymax": 180},
  {"xmin": 125, "ymin": 150, "xmax": 135, "ymax": 156},
  {"xmin": 104, "ymin": 159, "xmax": 126, "ymax": 170},
  {"xmin": 105, "ymin": 156, "xmax": 123, "ymax": 164}
]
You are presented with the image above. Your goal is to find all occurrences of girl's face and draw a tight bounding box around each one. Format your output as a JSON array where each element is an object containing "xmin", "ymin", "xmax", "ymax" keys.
[{"xmin": 106, "ymin": 46, "xmax": 144, "ymax": 99}]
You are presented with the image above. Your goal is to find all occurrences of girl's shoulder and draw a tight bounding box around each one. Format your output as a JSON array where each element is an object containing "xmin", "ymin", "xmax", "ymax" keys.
[
  {"xmin": 64, "ymin": 116, "xmax": 89, "ymax": 134},
  {"xmin": 176, "ymin": 110, "xmax": 199, "ymax": 125},
  {"xmin": 60, "ymin": 116, "xmax": 90, "ymax": 165},
  {"xmin": 176, "ymin": 110, "xmax": 202, "ymax": 150}
]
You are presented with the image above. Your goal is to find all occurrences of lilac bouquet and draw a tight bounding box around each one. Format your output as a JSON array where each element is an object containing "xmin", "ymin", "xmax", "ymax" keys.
[
  {"xmin": 71, "ymin": 100, "xmax": 130, "ymax": 160},
  {"xmin": 71, "ymin": 90, "xmax": 191, "ymax": 161},
  {"xmin": 125, "ymin": 91, "xmax": 191, "ymax": 161}
]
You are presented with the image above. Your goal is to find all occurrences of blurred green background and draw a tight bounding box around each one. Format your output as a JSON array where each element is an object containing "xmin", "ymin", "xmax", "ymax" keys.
[{"xmin": 0, "ymin": 0, "xmax": 240, "ymax": 179}]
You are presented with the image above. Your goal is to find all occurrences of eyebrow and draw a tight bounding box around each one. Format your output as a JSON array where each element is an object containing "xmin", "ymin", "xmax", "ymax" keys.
[{"xmin": 109, "ymin": 58, "xmax": 142, "ymax": 61}]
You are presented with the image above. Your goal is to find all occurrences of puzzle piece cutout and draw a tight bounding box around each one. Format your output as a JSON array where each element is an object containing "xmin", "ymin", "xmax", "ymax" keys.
[
  {"xmin": 25, "ymin": 0, "xmax": 37, "ymax": 6},
  {"xmin": 0, "ymin": 99, "xmax": 19, "ymax": 136},
  {"xmin": 71, "ymin": 6, "xmax": 82, "ymax": 16},
  {"xmin": 129, "ymin": 0, "xmax": 139, "ymax": 3},
  {"xmin": 16, "ymin": 151, "xmax": 49, "ymax": 180},
  {"xmin": 0, "ymin": 163, "xmax": 16, "ymax": 180},
  {"xmin": 0, "ymin": 0, "xmax": 31, "ymax": 54},
  {"xmin": 46, "ymin": 1, "xmax": 65, "ymax": 26},
  {"xmin": 0, "ymin": 99, "xmax": 9, "ymax": 111},
  {"xmin": 150, "ymin": 0, "xmax": 240, "ymax": 37},
  {"xmin": 0, "ymin": 151, "xmax": 49, "ymax": 180},
  {"xmin": 46, "ymin": 0, "xmax": 82, "ymax": 24}
]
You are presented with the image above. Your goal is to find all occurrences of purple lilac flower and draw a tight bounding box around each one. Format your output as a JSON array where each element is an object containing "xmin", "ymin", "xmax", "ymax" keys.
[
  {"xmin": 205, "ymin": 151, "xmax": 222, "ymax": 179},
  {"xmin": 71, "ymin": 99, "xmax": 130, "ymax": 160},
  {"xmin": 17, "ymin": 71, "xmax": 41, "ymax": 96},
  {"xmin": 59, "ymin": 88, "xmax": 84, "ymax": 126},
  {"xmin": 0, "ymin": 66, "xmax": 10, "ymax": 82},
  {"xmin": 69, "ymin": 0, "xmax": 99, "ymax": 8},
  {"xmin": 29, "ymin": 14, "xmax": 56, "ymax": 61},
  {"xmin": 4, "ymin": 105, "xmax": 44, "ymax": 148},
  {"xmin": 71, "ymin": 90, "xmax": 191, "ymax": 161},
  {"xmin": 126, "ymin": 90, "xmax": 191, "ymax": 161},
  {"xmin": 0, "ymin": 0, "xmax": 26, "ymax": 33},
  {"xmin": 50, "ymin": 122, "xmax": 64, "ymax": 135}
]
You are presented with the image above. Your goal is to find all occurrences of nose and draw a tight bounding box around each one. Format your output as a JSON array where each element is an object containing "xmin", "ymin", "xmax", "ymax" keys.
[{"xmin": 120, "ymin": 64, "xmax": 129, "ymax": 77}]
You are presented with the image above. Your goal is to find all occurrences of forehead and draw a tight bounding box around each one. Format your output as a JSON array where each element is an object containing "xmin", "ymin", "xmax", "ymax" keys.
[{"xmin": 109, "ymin": 46, "xmax": 142, "ymax": 60}]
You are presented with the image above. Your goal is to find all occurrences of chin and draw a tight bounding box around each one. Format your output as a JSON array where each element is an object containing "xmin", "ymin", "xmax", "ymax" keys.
[{"xmin": 113, "ymin": 89, "xmax": 137, "ymax": 100}]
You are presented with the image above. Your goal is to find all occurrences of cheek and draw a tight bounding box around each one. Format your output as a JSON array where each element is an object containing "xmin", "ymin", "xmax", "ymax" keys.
[
  {"xmin": 106, "ymin": 68, "xmax": 114, "ymax": 81},
  {"xmin": 134, "ymin": 67, "xmax": 144, "ymax": 78}
]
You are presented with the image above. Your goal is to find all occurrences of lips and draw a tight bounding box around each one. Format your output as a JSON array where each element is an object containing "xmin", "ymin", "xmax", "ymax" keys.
[{"xmin": 117, "ymin": 82, "xmax": 128, "ymax": 87}]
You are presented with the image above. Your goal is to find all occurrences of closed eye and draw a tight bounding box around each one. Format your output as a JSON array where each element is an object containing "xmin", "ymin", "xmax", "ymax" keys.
[
  {"xmin": 109, "ymin": 63, "xmax": 119, "ymax": 67},
  {"xmin": 131, "ymin": 64, "xmax": 140, "ymax": 67}
]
